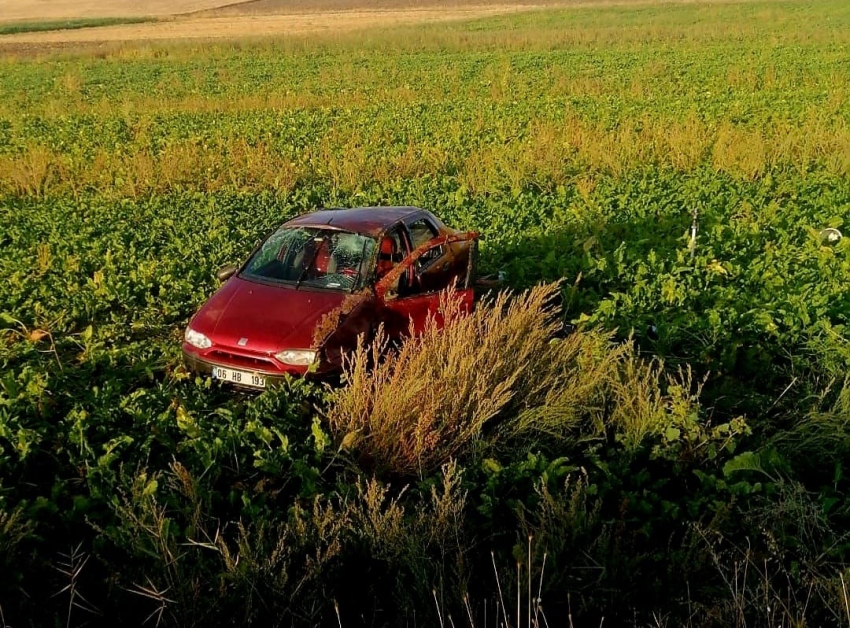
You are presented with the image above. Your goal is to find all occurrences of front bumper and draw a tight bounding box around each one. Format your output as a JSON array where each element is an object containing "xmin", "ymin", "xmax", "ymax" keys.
[{"xmin": 182, "ymin": 347, "xmax": 306, "ymax": 389}]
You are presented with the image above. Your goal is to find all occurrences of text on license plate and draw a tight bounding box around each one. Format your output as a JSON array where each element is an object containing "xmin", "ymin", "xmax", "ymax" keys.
[{"xmin": 212, "ymin": 367, "xmax": 266, "ymax": 388}]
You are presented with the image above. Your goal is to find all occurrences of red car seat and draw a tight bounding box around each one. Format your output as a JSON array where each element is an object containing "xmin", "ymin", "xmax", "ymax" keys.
[
  {"xmin": 377, "ymin": 236, "xmax": 396, "ymax": 278},
  {"xmin": 313, "ymin": 239, "xmax": 332, "ymax": 274}
]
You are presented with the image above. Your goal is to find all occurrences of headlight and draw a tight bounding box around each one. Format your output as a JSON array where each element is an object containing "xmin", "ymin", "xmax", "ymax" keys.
[
  {"xmin": 185, "ymin": 327, "xmax": 212, "ymax": 349},
  {"xmin": 275, "ymin": 349, "xmax": 316, "ymax": 366}
]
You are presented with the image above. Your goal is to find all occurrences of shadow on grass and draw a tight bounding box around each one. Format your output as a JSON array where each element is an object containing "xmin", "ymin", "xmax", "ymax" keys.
[{"xmin": 480, "ymin": 208, "xmax": 796, "ymax": 422}]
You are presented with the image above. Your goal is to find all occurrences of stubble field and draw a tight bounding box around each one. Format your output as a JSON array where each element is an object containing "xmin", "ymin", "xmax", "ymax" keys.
[
  {"xmin": 0, "ymin": 0, "xmax": 551, "ymax": 44},
  {"xmin": 1, "ymin": 0, "xmax": 849, "ymax": 626}
]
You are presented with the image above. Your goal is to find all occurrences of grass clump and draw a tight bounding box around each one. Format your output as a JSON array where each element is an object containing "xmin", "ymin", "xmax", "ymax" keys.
[
  {"xmin": 327, "ymin": 284, "xmax": 568, "ymax": 475},
  {"xmin": 327, "ymin": 284, "xmax": 709, "ymax": 476}
]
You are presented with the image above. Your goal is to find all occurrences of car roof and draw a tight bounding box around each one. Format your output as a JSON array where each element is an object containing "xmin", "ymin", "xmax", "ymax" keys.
[{"xmin": 283, "ymin": 206, "xmax": 425, "ymax": 237}]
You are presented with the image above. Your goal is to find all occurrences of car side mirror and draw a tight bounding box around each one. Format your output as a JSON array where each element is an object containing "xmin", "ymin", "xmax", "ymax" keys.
[{"xmin": 216, "ymin": 265, "xmax": 238, "ymax": 282}]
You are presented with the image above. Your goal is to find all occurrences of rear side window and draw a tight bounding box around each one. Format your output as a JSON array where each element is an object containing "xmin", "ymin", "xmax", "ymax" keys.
[{"xmin": 407, "ymin": 218, "xmax": 438, "ymax": 250}]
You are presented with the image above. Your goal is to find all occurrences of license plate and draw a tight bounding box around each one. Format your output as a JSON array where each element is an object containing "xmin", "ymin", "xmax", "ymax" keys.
[{"xmin": 212, "ymin": 366, "xmax": 266, "ymax": 389}]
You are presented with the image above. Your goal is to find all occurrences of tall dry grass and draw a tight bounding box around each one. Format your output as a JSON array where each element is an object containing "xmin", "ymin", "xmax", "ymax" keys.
[
  {"xmin": 0, "ymin": 507, "xmax": 33, "ymax": 563},
  {"xmin": 1, "ymin": 115, "xmax": 846, "ymax": 199},
  {"xmin": 686, "ymin": 478, "xmax": 850, "ymax": 628},
  {"xmin": 107, "ymin": 460, "xmax": 470, "ymax": 625},
  {"xmin": 326, "ymin": 284, "xmax": 708, "ymax": 476},
  {"xmin": 327, "ymin": 284, "xmax": 567, "ymax": 475},
  {"xmin": 2, "ymin": 145, "xmax": 56, "ymax": 198},
  {"xmin": 778, "ymin": 376, "xmax": 850, "ymax": 463}
]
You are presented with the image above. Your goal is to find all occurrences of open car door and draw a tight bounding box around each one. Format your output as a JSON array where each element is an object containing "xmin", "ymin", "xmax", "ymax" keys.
[{"xmin": 376, "ymin": 231, "xmax": 478, "ymax": 338}]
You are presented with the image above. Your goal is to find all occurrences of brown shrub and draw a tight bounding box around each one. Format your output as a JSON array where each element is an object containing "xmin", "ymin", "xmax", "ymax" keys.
[
  {"xmin": 326, "ymin": 283, "xmax": 710, "ymax": 476},
  {"xmin": 326, "ymin": 284, "xmax": 569, "ymax": 475}
]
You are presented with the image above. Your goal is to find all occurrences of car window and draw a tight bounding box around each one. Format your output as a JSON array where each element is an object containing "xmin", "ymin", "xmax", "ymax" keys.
[
  {"xmin": 378, "ymin": 231, "xmax": 476, "ymax": 300},
  {"xmin": 406, "ymin": 218, "xmax": 443, "ymax": 271},
  {"xmin": 381, "ymin": 226, "xmax": 410, "ymax": 292},
  {"xmin": 385, "ymin": 226, "xmax": 409, "ymax": 260},
  {"xmin": 241, "ymin": 227, "xmax": 376, "ymax": 292},
  {"xmin": 375, "ymin": 225, "xmax": 417, "ymax": 299},
  {"xmin": 407, "ymin": 218, "xmax": 438, "ymax": 249}
]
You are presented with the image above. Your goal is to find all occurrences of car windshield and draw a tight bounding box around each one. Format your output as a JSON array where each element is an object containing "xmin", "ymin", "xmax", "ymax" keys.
[{"xmin": 241, "ymin": 227, "xmax": 377, "ymax": 291}]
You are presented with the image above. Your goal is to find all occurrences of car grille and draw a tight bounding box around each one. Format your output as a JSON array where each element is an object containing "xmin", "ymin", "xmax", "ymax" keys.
[{"xmin": 209, "ymin": 350, "xmax": 277, "ymax": 370}]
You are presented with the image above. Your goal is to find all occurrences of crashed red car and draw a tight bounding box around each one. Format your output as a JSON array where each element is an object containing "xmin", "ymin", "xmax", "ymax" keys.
[{"xmin": 182, "ymin": 206, "xmax": 478, "ymax": 389}]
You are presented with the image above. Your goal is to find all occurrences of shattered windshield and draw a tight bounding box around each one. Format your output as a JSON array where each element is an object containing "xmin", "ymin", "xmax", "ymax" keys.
[{"xmin": 241, "ymin": 227, "xmax": 377, "ymax": 291}]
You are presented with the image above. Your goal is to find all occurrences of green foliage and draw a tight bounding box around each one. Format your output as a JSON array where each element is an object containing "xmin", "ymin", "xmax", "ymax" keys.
[
  {"xmin": 0, "ymin": 0, "xmax": 849, "ymax": 625},
  {"xmin": 0, "ymin": 17, "xmax": 155, "ymax": 36}
]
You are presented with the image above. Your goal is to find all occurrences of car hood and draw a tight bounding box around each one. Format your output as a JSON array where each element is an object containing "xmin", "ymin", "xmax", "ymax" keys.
[{"xmin": 190, "ymin": 277, "xmax": 346, "ymax": 352}]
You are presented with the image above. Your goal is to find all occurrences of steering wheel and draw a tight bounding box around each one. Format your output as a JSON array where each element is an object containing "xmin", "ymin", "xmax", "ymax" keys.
[{"xmin": 318, "ymin": 272, "xmax": 357, "ymax": 290}]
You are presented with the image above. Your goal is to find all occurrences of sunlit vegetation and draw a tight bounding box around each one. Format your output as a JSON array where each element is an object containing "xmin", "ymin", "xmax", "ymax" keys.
[{"xmin": 1, "ymin": 0, "xmax": 850, "ymax": 625}]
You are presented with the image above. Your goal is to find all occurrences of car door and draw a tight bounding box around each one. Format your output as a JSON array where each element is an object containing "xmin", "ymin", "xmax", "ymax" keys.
[{"xmin": 376, "ymin": 230, "xmax": 478, "ymax": 338}]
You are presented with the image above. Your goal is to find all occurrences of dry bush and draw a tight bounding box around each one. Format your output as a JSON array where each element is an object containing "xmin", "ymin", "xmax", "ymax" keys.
[
  {"xmin": 507, "ymin": 329, "xmax": 622, "ymax": 443},
  {"xmin": 519, "ymin": 473, "xmax": 601, "ymax": 566},
  {"xmin": 326, "ymin": 284, "xmax": 567, "ymax": 475},
  {"xmin": 107, "ymin": 463, "xmax": 355, "ymax": 625},
  {"xmin": 0, "ymin": 145, "xmax": 57, "ymax": 197},
  {"xmin": 712, "ymin": 123, "xmax": 767, "ymax": 180},
  {"xmin": 212, "ymin": 466, "xmax": 468, "ymax": 621},
  {"xmin": 106, "ymin": 461, "xmax": 470, "ymax": 624},
  {"xmin": 353, "ymin": 461, "xmax": 467, "ymax": 586},
  {"xmin": 608, "ymin": 359, "xmax": 700, "ymax": 452},
  {"xmin": 511, "ymin": 336, "xmax": 704, "ymax": 454},
  {"xmin": 663, "ymin": 114, "xmax": 713, "ymax": 171},
  {"xmin": 327, "ymin": 283, "xmax": 707, "ymax": 475},
  {"xmin": 222, "ymin": 138, "xmax": 303, "ymax": 193}
]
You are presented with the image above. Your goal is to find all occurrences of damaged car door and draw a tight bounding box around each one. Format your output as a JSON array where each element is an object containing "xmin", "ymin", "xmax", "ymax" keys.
[{"xmin": 376, "ymin": 229, "xmax": 478, "ymax": 337}]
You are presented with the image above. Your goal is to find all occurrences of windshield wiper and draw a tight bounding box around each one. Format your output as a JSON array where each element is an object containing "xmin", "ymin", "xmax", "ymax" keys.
[{"xmin": 294, "ymin": 236, "xmax": 326, "ymax": 290}]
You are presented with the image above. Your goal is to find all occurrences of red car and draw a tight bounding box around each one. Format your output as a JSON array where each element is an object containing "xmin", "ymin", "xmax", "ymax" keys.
[{"xmin": 182, "ymin": 206, "xmax": 478, "ymax": 389}]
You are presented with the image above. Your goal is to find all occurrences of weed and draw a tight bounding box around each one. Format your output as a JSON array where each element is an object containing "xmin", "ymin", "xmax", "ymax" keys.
[{"xmin": 327, "ymin": 284, "xmax": 568, "ymax": 475}]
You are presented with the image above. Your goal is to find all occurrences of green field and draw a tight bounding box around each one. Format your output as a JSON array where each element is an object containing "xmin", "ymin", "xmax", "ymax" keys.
[
  {"xmin": 0, "ymin": 17, "xmax": 155, "ymax": 36},
  {"xmin": 1, "ymin": 0, "xmax": 850, "ymax": 625}
]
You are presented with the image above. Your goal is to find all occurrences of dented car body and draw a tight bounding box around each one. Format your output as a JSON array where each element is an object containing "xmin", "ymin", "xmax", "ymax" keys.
[{"xmin": 182, "ymin": 206, "xmax": 478, "ymax": 389}]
